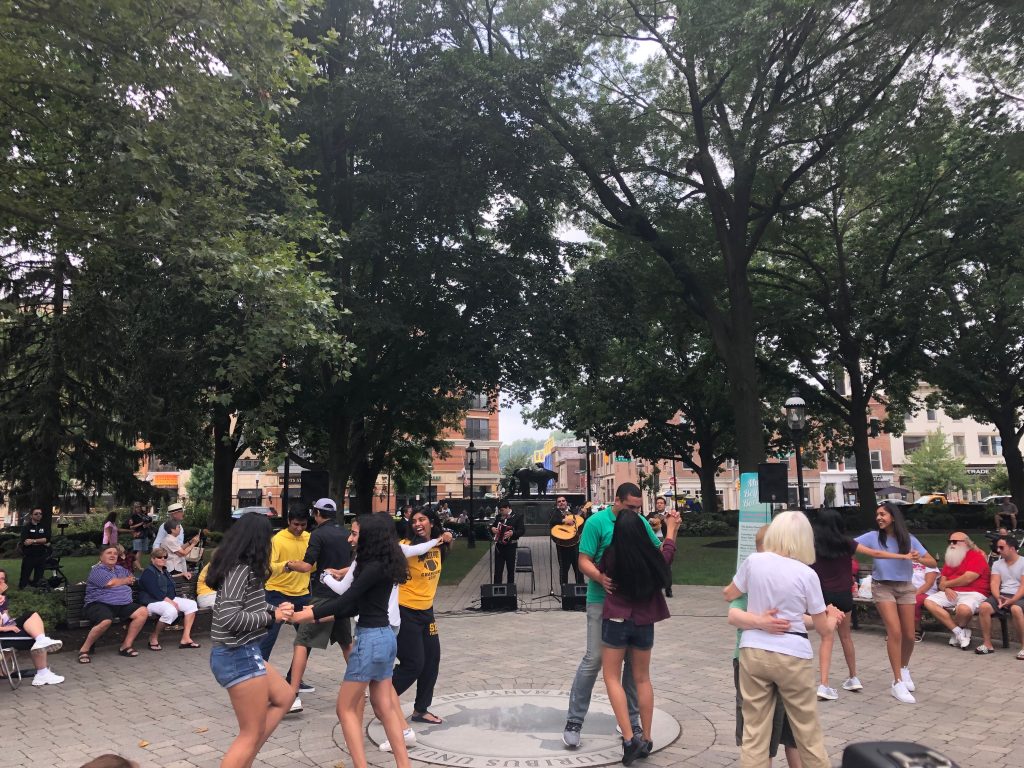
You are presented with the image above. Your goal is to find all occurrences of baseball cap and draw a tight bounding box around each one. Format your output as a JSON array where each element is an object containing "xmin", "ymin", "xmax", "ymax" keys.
[{"xmin": 312, "ymin": 498, "xmax": 337, "ymax": 514}]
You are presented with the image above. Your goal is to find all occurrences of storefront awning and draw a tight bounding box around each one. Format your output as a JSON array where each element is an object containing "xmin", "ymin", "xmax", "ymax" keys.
[{"xmin": 842, "ymin": 481, "xmax": 908, "ymax": 496}]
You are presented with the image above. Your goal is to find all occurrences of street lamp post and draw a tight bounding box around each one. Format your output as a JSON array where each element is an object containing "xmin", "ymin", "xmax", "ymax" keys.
[
  {"xmin": 785, "ymin": 389, "xmax": 808, "ymax": 511},
  {"xmin": 466, "ymin": 441, "xmax": 480, "ymax": 548},
  {"xmin": 427, "ymin": 461, "xmax": 434, "ymax": 505}
]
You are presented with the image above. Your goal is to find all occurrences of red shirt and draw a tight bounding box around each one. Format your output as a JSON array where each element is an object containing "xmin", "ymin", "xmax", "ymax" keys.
[{"xmin": 940, "ymin": 549, "xmax": 990, "ymax": 596}]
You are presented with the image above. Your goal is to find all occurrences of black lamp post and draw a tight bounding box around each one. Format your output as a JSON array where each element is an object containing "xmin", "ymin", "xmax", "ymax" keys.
[
  {"xmin": 426, "ymin": 461, "xmax": 434, "ymax": 505},
  {"xmin": 785, "ymin": 389, "xmax": 807, "ymax": 510},
  {"xmin": 466, "ymin": 441, "xmax": 480, "ymax": 548}
]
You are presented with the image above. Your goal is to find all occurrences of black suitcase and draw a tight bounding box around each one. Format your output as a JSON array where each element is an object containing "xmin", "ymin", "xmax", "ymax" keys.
[{"xmin": 842, "ymin": 742, "xmax": 959, "ymax": 768}]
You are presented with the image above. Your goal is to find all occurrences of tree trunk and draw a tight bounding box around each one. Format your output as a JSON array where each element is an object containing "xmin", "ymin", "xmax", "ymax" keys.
[
  {"xmin": 326, "ymin": 416, "xmax": 353, "ymax": 510},
  {"xmin": 33, "ymin": 250, "xmax": 67, "ymax": 527},
  {"xmin": 848, "ymin": 394, "xmax": 878, "ymax": 517},
  {"xmin": 210, "ymin": 406, "xmax": 238, "ymax": 531},
  {"xmin": 994, "ymin": 414, "xmax": 1024, "ymax": 512},
  {"xmin": 695, "ymin": 426, "xmax": 720, "ymax": 514},
  {"xmin": 350, "ymin": 457, "xmax": 377, "ymax": 516}
]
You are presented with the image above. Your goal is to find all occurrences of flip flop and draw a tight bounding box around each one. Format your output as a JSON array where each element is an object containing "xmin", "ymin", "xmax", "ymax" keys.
[
  {"xmin": 1016, "ymin": 649, "xmax": 1024, "ymax": 660},
  {"xmin": 975, "ymin": 645, "xmax": 995, "ymax": 655},
  {"xmin": 118, "ymin": 647, "xmax": 139, "ymax": 657},
  {"xmin": 411, "ymin": 712, "xmax": 443, "ymax": 724},
  {"xmin": 179, "ymin": 641, "xmax": 201, "ymax": 649},
  {"xmin": 148, "ymin": 642, "xmax": 163, "ymax": 651},
  {"xmin": 78, "ymin": 651, "xmax": 92, "ymax": 664}
]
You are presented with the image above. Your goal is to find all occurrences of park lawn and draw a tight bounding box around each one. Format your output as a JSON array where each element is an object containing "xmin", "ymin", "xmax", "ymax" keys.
[
  {"xmin": 439, "ymin": 538, "xmax": 491, "ymax": 585},
  {"xmin": 0, "ymin": 555, "xmax": 96, "ymax": 587}
]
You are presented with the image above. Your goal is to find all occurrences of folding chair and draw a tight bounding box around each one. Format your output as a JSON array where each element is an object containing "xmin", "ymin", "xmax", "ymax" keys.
[
  {"xmin": 0, "ymin": 640, "xmax": 23, "ymax": 690},
  {"xmin": 515, "ymin": 546, "xmax": 535, "ymax": 593}
]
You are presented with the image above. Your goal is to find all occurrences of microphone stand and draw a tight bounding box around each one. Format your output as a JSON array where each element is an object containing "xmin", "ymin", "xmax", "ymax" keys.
[{"xmin": 531, "ymin": 507, "xmax": 562, "ymax": 607}]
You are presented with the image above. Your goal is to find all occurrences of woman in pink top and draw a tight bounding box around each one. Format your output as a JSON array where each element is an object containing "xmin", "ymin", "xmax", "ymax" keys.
[
  {"xmin": 599, "ymin": 509, "xmax": 680, "ymax": 764},
  {"xmin": 102, "ymin": 511, "xmax": 119, "ymax": 547}
]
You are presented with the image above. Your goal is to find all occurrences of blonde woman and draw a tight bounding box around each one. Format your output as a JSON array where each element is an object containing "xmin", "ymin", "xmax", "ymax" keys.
[{"xmin": 724, "ymin": 511, "xmax": 842, "ymax": 768}]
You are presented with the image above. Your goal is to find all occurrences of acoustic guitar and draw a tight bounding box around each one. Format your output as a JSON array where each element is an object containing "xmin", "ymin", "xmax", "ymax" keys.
[{"xmin": 551, "ymin": 513, "xmax": 586, "ymax": 548}]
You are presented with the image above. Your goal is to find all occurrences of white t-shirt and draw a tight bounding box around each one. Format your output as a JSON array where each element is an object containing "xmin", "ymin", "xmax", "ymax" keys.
[
  {"xmin": 911, "ymin": 562, "xmax": 940, "ymax": 595},
  {"xmin": 992, "ymin": 557, "xmax": 1024, "ymax": 596},
  {"xmin": 733, "ymin": 551, "xmax": 826, "ymax": 660}
]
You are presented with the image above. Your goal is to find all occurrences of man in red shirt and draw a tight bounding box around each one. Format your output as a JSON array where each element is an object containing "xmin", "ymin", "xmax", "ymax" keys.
[{"xmin": 924, "ymin": 532, "xmax": 991, "ymax": 650}]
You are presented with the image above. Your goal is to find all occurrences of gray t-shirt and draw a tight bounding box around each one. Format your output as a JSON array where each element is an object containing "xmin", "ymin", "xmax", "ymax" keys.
[{"xmin": 993, "ymin": 557, "xmax": 1024, "ymax": 596}]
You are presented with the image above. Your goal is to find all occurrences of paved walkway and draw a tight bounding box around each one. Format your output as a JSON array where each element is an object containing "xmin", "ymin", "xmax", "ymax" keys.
[{"xmin": 4, "ymin": 538, "xmax": 1020, "ymax": 767}]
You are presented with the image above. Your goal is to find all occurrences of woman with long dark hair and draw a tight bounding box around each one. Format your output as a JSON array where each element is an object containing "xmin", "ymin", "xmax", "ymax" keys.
[
  {"xmin": 811, "ymin": 508, "xmax": 925, "ymax": 701},
  {"xmin": 207, "ymin": 513, "xmax": 295, "ymax": 768},
  {"xmin": 599, "ymin": 508, "xmax": 680, "ymax": 764},
  {"xmin": 291, "ymin": 514, "xmax": 412, "ymax": 768},
  {"xmin": 102, "ymin": 511, "xmax": 119, "ymax": 547},
  {"xmin": 854, "ymin": 502, "xmax": 936, "ymax": 704},
  {"xmin": 392, "ymin": 507, "xmax": 451, "ymax": 729}
]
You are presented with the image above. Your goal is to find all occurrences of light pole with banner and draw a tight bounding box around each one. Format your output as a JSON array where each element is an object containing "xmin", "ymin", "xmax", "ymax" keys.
[
  {"xmin": 466, "ymin": 441, "xmax": 480, "ymax": 548},
  {"xmin": 785, "ymin": 389, "xmax": 808, "ymax": 511}
]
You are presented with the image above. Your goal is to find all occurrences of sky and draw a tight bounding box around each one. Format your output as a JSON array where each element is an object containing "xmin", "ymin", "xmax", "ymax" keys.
[{"xmin": 499, "ymin": 400, "xmax": 550, "ymax": 443}]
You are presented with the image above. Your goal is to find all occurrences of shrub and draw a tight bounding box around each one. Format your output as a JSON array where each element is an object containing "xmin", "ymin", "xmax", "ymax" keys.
[
  {"xmin": 679, "ymin": 515, "xmax": 732, "ymax": 537},
  {"xmin": 7, "ymin": 588, "xmax": 66, "ymax": 628}
]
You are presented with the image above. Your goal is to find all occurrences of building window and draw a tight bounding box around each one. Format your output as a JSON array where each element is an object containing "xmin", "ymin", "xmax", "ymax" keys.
[
  {"xmin": 926, "ymin": 408, "xmax": 937, "ymax": 421},
  {"xmin": 870, "ymin": 450, "xmax": 883, "ymax": 471},
  {"xmin": 465, "ymin": 417, "xmax": 489, "ymax": 440},
  {"xmin": 825, "ymin": 457, "xmax": 839, "ymax": 471},
  {"xmin": 903, "ymin": 436, "xmax": 925, "ymax": 454},
  {"xmin": 236, "ymin": 458, "xmax": 261, "ymax": 471},
  {"xmin": 467, "ymin": 451, "xmax": 491, "ymax": 471},
  {"xmin": 952, "ymin": 435, "xmax": 965, "ymax": 457},
  {"xmin": 979, "ymin": 435, "xmax": 1002, "ymax": 456},
  {"xmin": 467, "ymin": 393, "xmax": 490, "ymax": 410},
  {"xmin": 843, "ymin": 454, "xmax": 856, "ymax": 470}
]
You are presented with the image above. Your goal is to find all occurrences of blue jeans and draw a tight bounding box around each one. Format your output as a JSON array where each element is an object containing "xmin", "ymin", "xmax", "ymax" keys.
[
  {"xmin": 567, "ymin": 602, "xmax": 639, "ymax": 727},
  {"xmin": 259, "ymin": 590, "xmax": 308, "ymax": 660}
]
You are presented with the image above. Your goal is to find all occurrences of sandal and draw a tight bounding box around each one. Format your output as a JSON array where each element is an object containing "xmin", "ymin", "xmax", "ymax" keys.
[
  {"xmin": 118, "ymin": 647, "xmax": 139, "ymax": 657},
  {"xmin": 148, "ymin": 642, "xmax": 163, "ymax": 651},
  {"xmin": 975, "ymin": 645, "xmax": 995, "ymax": 655},
  {"xmin": 1016, "ymin": 649, "xmax": 1024, "ymax": 660},
  {"xmin": 411, "ymin": 712, "xmax": 443, "ymax": 724},
  {"xmin": 179, "ymin": 641, "xmax": 201, "ymax": 649},
  {"xmin": 78, "ymin": 650, "xmax": 92, "ymax": 664}
]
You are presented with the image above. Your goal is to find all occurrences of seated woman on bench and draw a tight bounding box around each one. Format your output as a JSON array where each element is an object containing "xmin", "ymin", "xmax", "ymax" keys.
[
  {"xmin": 77, "ymin": 544, "xmax": 149, "ymax": 662},
  {"xmin": 139, "ymin": 547, "xmax": 201, "ymax": 650}
]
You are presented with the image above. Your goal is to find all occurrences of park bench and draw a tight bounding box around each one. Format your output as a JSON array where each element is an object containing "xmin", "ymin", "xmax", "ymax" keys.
[
  {"xmin": 64, "ymin": 574, "xmax": 205, "ymax": 630},
  {"xmin": 851, "ymin": 594, "xmax": 1009, "ymax": 648}
]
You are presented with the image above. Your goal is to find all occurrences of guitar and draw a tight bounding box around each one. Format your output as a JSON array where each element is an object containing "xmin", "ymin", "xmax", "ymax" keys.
[{"xmin": 551, "ymin": 513, "xmax": 586, "ymax": 548}]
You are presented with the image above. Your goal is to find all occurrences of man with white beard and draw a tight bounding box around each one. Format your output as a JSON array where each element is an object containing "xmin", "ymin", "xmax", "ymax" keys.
[{"xmin": 924, "ymin": 532, "xmax": 991, "ymax": 649}]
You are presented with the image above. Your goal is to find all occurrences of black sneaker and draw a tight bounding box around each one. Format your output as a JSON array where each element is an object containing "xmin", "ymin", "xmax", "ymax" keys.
[
  {"xmin": 297, "ymin": 681, "xmax": 315, "ymax": 693},
  {"xmin": 622, "ymin": 735, "xmax": 644, "ymax": 766},
  {"xmin": 638, "ymin": 739, "xmax": 653, "ymax": 758},
  {"xmin": 562, "ymin": 720, "xmax": 582, "ymax": 749}
]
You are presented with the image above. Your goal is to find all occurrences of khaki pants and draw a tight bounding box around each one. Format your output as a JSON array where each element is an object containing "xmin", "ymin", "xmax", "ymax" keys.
[{"xmin": 738, "ymin": 647, "xmax": 829, "ymax": 768}]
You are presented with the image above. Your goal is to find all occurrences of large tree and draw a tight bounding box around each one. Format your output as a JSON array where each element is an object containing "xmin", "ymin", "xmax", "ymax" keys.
[{"xmin": 457, "ymin": 0, "xmax": 981, "ymax": 472}]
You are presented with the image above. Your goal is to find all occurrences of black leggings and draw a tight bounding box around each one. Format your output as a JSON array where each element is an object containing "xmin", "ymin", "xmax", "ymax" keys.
[
  {"xmin": 494, "ymin": 543, "xmax": 517, "ymax": 584},
  {"xmin": 556, "ymin": 544, "xmax": 582, "ymax": 585},
  {"xmin": 392, "ymin": 606, "xmax": 440, "ymax": 714}
]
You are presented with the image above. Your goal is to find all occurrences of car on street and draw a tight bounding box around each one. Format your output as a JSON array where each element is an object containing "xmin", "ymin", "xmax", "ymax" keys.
[
  {"xmin": 912, "ymin": 493, "xmax": 949, "ymax": 506},
  {"xmin": 231, "ymin": 505, "xmax": 276, "ymax": 519},
  {"xmin": 981, "ymin": 495, "xmax": 1012, "ymax": 506}
]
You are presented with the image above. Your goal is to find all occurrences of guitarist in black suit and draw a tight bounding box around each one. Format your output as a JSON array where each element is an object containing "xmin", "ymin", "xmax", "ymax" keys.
[
  {"xmin": 490, "ymin": 498, "xmax": 524, "ymax": 584},
  {"xmin": 549, "ymin": 496, "xmax": 584, "ymax": 585}
]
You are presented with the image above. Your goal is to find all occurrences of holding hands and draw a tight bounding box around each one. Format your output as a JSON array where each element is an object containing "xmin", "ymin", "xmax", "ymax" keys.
[{"xmin": 274, "ymin": 602, "xmax": 294, "ymax": 623}]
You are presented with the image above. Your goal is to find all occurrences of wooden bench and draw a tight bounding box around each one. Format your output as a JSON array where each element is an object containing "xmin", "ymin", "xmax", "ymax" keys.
[
  {"xmin": 851, "ymin": 594, "xmax": 1009, "ymax": 648},
  {"xmin": 64, "ymin": 574, "xmax": 205, "ymax": 630}
]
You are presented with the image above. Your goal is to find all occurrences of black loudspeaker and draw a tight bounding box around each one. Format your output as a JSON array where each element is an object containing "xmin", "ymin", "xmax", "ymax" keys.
[
  {"xmin": 757, "ymin": 463, "xmax": 788, "ymax": 503},
  {"xmin": 481, "ymin": 583, "xmax": 518, "ymax": 611},
  {"xmin": 842, "ymin": 742, "xmax": 958, "ymax": 768},
  {"xmin": 300, "ymin": 470, "xmax": 330, "ymax": 507},
  {"xmin": 561, "ymin": 583, "xmax": 587, "ymax": 612}
]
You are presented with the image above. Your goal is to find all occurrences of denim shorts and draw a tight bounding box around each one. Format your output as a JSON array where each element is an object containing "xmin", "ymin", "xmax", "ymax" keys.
[
  {"xmin": 601, "ymin": 618, "xmax": 654, "ymax": 650},
  {"xmin": 345, "ymin": 625, "xmax": 397, "ymax": 683},
  {"xmin": 210, "ymin": 642, "xmax": 267, "ymax": 689}
]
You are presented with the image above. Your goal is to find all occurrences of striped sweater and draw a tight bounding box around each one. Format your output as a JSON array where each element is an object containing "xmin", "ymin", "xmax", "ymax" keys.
[{"xmin": 211, "ymin": 564, "xmax": 274, "ymax": 648}]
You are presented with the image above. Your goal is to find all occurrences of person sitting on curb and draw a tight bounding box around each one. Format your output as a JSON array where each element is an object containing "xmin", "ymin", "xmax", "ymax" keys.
[
  {"xmin": 139, "ymin": 547, "xmax": 201, "ymax": 651},
  {"xmin": 77, "ymin": 544, "xmax": 150, "ymax": 662},
  {"xmin": 975, "ymin": 536, "xmax": 1024, "ymax": 656},
  {"xmin": 0, "ymin": 568, "xmax": 64, "ymax": 686},
  {"xmin": 923, "ymin": 532, "xmax": 990, "ymax": 650}
]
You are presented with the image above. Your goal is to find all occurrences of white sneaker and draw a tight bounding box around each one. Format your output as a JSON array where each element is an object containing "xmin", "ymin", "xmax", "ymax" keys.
[
  {"xmin": 32, "ymin": 669, "xmax": 64, "ymax": 686},
  {"xmin": 959, "ymin": 628, "xmax": 972, "ymax": 650},
  {"xmin": 816, "ymin": 684, "xmax": 838, "ymax": 700},
  {"xmin": 380, "ymin": 728, "xmax": 417, "ymax": 752},
  {"xmin": 31, "ymin": 635, "xmax": 62, "ymax": 654},
  {"xmin": 890, "ymin": 681, "xmax": 916, "ymax": 704},
  {"xmin": 900, "ymin": 667, "xmax": 915, "ymax": 692},
  {"xmin": 842, "ymin": 676, "xmax": 863, "ymax": 692},
  {"xmin": 288, "ymin": 697, "xmax": 303, "ymax": 713},
  {"xmin": 949, "ymin": 627, "xmax": 962, "ymax": 646}
]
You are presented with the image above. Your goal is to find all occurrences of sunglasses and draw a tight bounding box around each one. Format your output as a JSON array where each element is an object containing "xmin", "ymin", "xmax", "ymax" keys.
[
  {"xmin": 948, "ymin": 539, "xmax": 965, "ymax": 544},
  {"xmin": 151, "ymin": 555, "xmax": 167, "ymax": 559}
]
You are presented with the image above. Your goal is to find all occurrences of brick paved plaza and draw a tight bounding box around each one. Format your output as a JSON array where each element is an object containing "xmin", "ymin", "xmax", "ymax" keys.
[{"xmin": 4, "ymin": 538, "xmax": 1019, "ymax": 768}]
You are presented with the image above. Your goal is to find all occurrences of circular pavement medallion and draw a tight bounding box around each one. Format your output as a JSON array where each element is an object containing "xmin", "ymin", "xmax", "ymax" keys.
[{"xmin": 361, "ymin": 689, "xmax": 681, "ymax": 767}]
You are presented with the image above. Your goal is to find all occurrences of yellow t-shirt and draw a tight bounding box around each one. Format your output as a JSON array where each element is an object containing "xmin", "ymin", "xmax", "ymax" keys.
[
  {"xmin": 398, "ymin": 539, "xmax": 442, "ymax": 610},
  {"xmin": 265, "ymin": 529, "xmax": 312, "ymax": 596},
  {"xmin": 196, "ymin": 564, "xmax": 214, "ymax": 598}
]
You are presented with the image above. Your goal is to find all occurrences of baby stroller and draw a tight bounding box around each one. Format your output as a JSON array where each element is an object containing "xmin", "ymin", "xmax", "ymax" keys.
[{"xmin": 41, "ymin": 550, "xmax": 69, "ymax": 591}]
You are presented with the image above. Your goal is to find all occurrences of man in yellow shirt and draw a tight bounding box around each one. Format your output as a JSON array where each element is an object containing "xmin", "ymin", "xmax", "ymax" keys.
[{"xmin": 259, "ymin": 508, "xmax": 311, "ymax": 660}]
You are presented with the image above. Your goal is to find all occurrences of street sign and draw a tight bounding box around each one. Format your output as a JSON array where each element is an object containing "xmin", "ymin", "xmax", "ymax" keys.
[
  {"xmin": 576, "ymin": 446, "xmax": 597, "ymax": 454},
  {"xmin": 614, "ymin": 456, "xmax": 631, "ymax": 463}
]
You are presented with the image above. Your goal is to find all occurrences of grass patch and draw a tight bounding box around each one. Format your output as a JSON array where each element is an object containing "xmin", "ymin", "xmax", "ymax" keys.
[
  {"xmin": 439, "ymin": 538, "xmax": 490, "ymax": 585},
  {"xmin": 0, "ymin": 555, "xmax": 96, "ymax": 587}
]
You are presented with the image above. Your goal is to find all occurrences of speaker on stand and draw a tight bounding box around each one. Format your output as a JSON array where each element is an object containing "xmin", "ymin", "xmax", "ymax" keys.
[
  {"xmin": 561, "ymin": 583, "xmax": 587, "ymax": 611},
  {"xmin": 757, "ymin": 463, "xmax": 788, "ymax": 506},
  {"xmin": 480, "ymin": 583, "xmax": 518, "ymax": 611}
]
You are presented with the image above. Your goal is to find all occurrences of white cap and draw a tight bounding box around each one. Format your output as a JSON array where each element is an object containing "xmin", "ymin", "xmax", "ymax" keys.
[{"xmin": 312, "ymin": 498, "xmax": 337, "ymax": 513}]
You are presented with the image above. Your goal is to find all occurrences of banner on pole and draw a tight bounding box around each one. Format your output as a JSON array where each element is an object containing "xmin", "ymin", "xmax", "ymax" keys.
[{"xmin": 737, "ymin": 472, "xmax": 773, "ymax": 569}]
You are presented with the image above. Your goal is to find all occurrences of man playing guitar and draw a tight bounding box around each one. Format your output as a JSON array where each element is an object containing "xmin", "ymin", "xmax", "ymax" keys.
[
  {"xmin": 549, "ymin": 496, "xmax": 584, "ymax": 585},
  {"xmin": 490, "ymin": 498, "xmax": 525, "ymax": 584}
]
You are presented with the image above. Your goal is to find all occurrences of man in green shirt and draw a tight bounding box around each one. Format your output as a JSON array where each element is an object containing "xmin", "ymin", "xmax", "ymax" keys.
[{"xmin": 562, "ymin": 482, "xmax": 662, "ymax": 750}]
